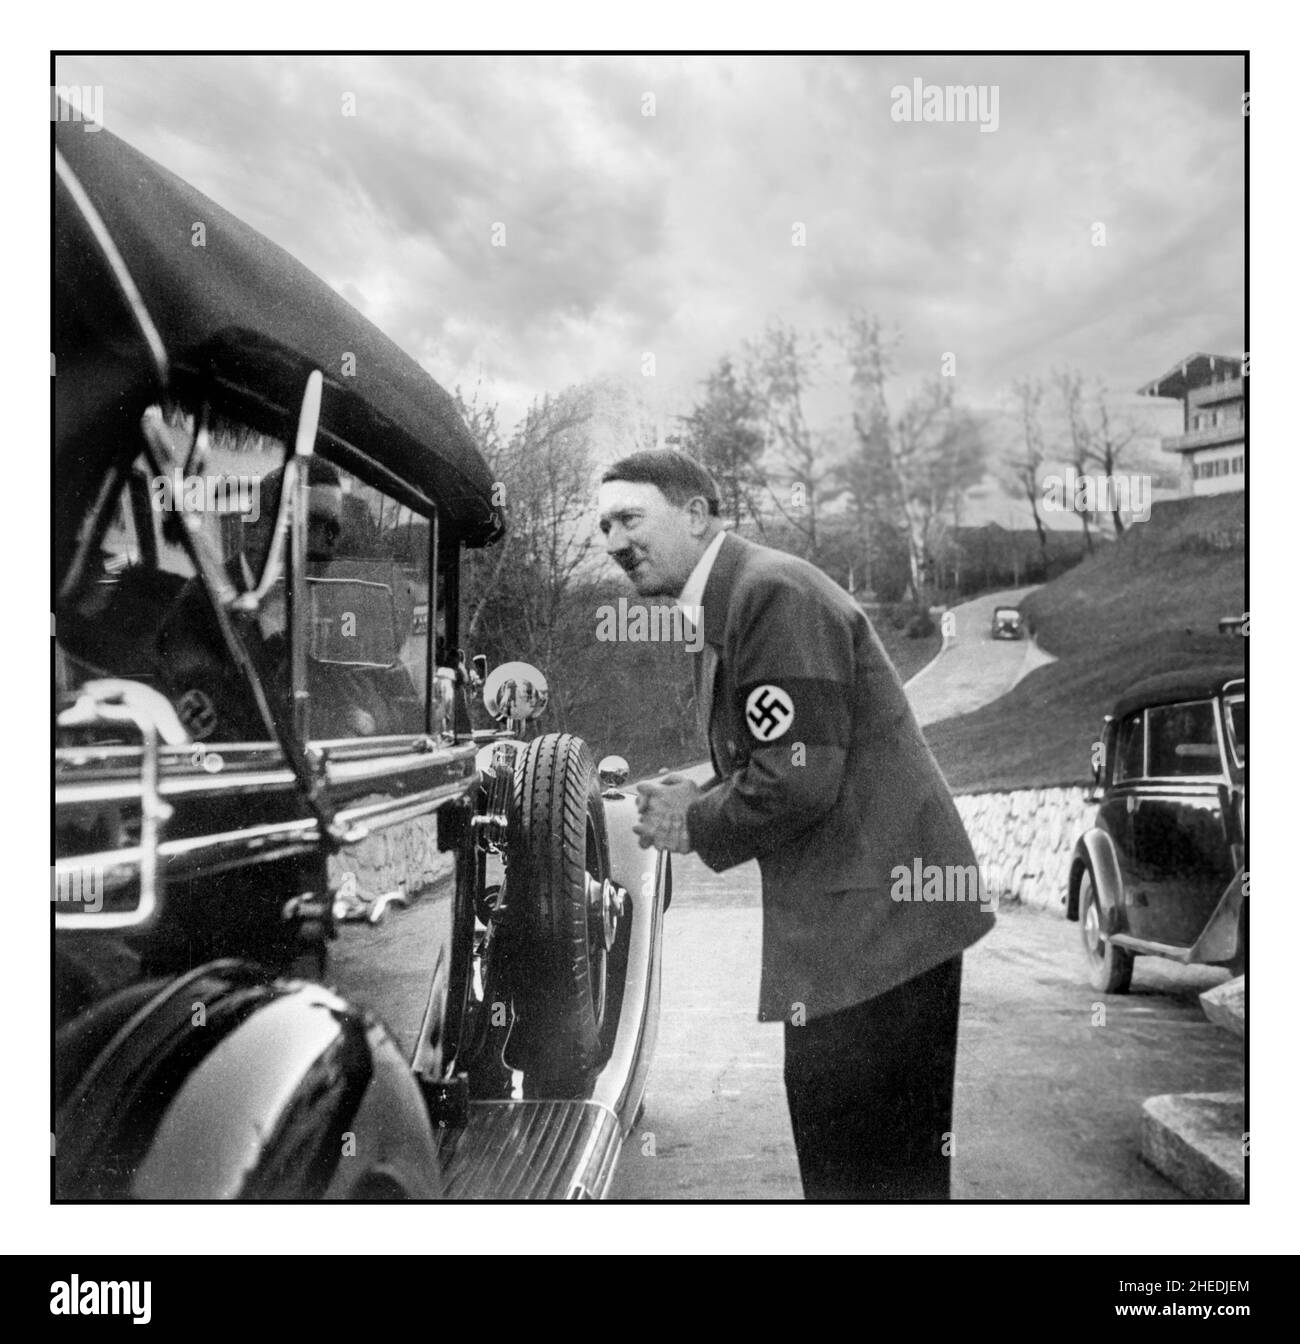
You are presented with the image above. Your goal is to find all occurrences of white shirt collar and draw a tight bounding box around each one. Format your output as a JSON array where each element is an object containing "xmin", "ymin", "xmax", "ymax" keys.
[{"xmin": 676, "ymin": 530, "xmax": 726, "ymax": 619}]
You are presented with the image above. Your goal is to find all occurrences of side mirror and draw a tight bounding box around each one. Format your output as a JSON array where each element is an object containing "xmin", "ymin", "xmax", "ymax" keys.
[{"xmin": 483, "ymin": 661, "xmax": 549, "ymax": 726}]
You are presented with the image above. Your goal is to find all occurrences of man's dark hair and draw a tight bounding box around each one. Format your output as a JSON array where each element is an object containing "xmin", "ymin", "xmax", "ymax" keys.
[{"xmin": 601, "ymin": 450, "xmax": 721, "ymax": 516}]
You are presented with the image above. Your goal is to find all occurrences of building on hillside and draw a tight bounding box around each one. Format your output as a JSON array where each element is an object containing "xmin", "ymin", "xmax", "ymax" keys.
[{"xmin": 1138, "ymin": 353, "xmax": 1245, "ymax": 497}]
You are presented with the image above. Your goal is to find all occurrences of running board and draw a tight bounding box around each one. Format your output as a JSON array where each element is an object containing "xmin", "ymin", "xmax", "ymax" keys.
[
  {"xmin": 1110, "ymin": 934, "xmax": 1193, "ymax": 962},
  {"xmin": 434, "ymin": 1099, "xmax": 622, "ymax": 1200}
]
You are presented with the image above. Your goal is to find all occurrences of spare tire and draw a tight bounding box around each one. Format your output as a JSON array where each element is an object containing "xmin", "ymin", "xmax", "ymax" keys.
[{"xmin": 505, "ymin": 733, "xmax": 612, "ymax": 1085}]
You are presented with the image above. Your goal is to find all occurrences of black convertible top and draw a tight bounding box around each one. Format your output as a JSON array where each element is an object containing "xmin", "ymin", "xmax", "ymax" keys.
[
  {"xmin": 1113, "ymin": 665, "xmax": 1245, "ymax": 720},
  {"xmin": 54, "ymin": 114, "xmax": 502, "ymax": 546}
]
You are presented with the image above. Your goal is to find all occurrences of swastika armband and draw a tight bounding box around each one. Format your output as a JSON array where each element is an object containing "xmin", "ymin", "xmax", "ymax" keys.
[
  {"xmin": 737, "ymin": 678, "xmax": 850, "ymax": 748},
  {"xmin": 744, "ymin": 685, "xmax": 794, "ymax": 741}
]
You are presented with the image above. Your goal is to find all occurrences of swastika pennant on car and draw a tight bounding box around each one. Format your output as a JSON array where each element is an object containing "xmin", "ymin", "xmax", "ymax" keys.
[{"xmin": 744, "ymin": 685, "xmax": 794, "ymax": 742}]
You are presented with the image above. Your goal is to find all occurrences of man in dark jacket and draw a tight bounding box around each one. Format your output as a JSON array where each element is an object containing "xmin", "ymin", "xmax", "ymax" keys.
[{"xmin": 597, "ymin": 451, "xmax": 994, "ymax": 1200}]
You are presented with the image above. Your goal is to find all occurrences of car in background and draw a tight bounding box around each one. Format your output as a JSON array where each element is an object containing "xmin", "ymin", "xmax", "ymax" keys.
[
  {"xmin": 1066, "ymin": 666, "xmax": 1245, "ymax": 993},
  {"xmin": 990, "ymin": 606, "xmax": 1025, "ymax": 640}
]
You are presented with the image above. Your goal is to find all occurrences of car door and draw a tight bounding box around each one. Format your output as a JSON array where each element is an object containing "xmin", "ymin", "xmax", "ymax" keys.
[
  {"xmin": 302, "ymin": 461, "xmax": 475, "ymax": 1067},
  {"xmin": 1103, "ymin": 708, "xmax": 1144, "ymax": 936},
  {"xmin": 1129, "ymin": 698, "xmax": 1236, "ymax": 948}
]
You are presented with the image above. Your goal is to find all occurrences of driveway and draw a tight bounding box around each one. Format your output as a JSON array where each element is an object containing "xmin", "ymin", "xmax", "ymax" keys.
[
  {"xmin": 608, "ymin": 871, "xmax": 1239, "ymax": 1200},
  {"xmin": 906, "ymin": 586, "xmax": 1054, "ymax": 727}
]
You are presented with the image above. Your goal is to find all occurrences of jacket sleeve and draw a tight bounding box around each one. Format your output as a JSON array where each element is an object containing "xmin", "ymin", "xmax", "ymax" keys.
[{"xmin": 685, "ymin": 573, "xmax": 854, "ymax": 871}]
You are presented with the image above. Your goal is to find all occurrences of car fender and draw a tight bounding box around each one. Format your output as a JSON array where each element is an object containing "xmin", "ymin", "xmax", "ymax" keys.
[
  {"xmin": 1188, "ymin": 868, "xmax": 1246, "ymax": 968},
  {"xmin": 56, "ymin": 961, "xmax": 441, "ymax": 1200},
  {"xmin": 602, "ymin": 790, "xmax": 670, "ymax": 913},
  {"xmin": 1068, "ymin": 828, "xmax": 1124, "ymax": 927},
  {"xmin": 591, "ymin": 789, "xmax": 669, "ymax": 1133}
]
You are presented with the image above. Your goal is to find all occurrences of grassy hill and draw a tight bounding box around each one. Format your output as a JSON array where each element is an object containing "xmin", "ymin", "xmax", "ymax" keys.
[{"xmin": 926, "ymin": 492, "xmax": 1246, "ymax": 793}]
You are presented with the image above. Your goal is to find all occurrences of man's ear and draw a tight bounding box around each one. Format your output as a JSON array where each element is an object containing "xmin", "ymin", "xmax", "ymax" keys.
[{"xmin": 687, "ymin": 496, "xmax": 712, "ymax": 535}]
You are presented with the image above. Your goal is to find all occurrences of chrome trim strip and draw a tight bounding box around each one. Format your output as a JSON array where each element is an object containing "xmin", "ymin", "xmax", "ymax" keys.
[
  {"xmin": 56, "ymin": 733, "xmax": 470, "ymax": 771},
  {"xmin": 54, "ymin": 781, "xmax": 465, "ymax": 930},
  {"xmin": 54, "ymin": 688, "xmax": 174, "ymax": 931},
  {"xmin": 57, "ymin": 745, "xmax": 474, "ymax": 807}
]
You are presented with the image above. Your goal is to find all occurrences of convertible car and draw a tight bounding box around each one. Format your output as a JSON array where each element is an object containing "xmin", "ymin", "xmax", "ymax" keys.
[{"xmin": 53, "ymin": 110, "xmax": 667, "ymax": 1199}]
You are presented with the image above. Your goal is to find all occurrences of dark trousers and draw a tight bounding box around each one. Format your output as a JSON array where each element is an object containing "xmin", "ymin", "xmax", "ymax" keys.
[{"xmin": 783, "ymin": 954, "xmax": 963, "ymax": 1201}]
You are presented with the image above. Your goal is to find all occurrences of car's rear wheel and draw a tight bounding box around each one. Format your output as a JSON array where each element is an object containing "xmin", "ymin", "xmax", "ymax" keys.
[
  {"xmin": 1079, "ymin": 864, "xmax": 1133, "ymax": 994},
  {"xmin": 505, "ymin": 733, "xmax": 613, "ymax": 1091}
]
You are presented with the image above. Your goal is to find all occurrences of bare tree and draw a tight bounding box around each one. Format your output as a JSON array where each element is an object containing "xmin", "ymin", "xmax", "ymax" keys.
[
  {"xmin": 1055, "ymin": 367, "xmax": 1097, "ymax": 554},
  {"xmin": 746, "ymin": 320, "xmax": 835, "ymax": 560},
  {"xmin": 1088, "ymin": 380, "xmax": 1144, "ymax": 536},
  {"xmin": 1005, "ymin": 376, "xmax": 1051, "ymax": 568},
  {"xmin": 894, "ymin": 380, "xmax": 985, "ymax": 611}
]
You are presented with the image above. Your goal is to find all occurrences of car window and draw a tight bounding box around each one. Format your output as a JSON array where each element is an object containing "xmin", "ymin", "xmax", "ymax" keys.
[
  {"xmin": 153, "ymin": 406, "xmax": 291, "ymax": 743},
  {"xmin": 59, "ymin": 457, "xmax": 197, "ymax": 691},
  {"xmin": 305, "ymin": 465, "xmax": 433, "ymax": 741},
  {"xmin": 1146, "ymin": 700, "xmax": 1223, "ymax": 778},
  {"xmin": 57, "ymin": 403, "xmax": 294, "ymax": 745},
  {"xmin": 1113, "ymin": 711, "xmax": 1145, "ymax": 782},
  {"xmin": 1225, "ymin": 695, "xmax": 1245, "ymax": 767},
  {"xmin": 56, "ymin": 405, "xmax": 440, "ymax": 748}
]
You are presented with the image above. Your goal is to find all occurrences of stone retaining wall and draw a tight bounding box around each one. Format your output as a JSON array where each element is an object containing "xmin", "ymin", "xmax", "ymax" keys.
[
  {"xmin": 325, "ymin": 785, "xmax": 1093, "ymax": 918},
  {"xmin": 328, "ymin": 813, "xmax": 454, "ymax": 918},
  {"xmin": 953, "ymin": 786, "xmax": 1095, "ymax": 913}
]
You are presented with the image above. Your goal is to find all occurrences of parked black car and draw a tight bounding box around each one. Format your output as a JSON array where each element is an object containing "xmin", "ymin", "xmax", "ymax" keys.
[
  {"xmin": 53, "ymin": 112, "xmax": 667, "ymax": 1199},
  {"xmin": 1066, "ymin": 666, "xmax": 1245, "ymax": 993}
]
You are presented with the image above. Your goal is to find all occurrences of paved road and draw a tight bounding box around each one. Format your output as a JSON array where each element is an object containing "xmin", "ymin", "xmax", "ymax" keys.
[
  {"xmin": 907, "ymin": 586, "xmax": 1054, "ymax": 727},
  {"xmin": 609, "ymin": 861, "xmax": 1240, "ymax": 1200},
  {"xmin": 331, "ymin": 856, "xmax": 1242, "ymax": 1201}
]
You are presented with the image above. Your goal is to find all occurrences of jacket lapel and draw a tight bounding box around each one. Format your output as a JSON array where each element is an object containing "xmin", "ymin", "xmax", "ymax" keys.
[
  {"xmin": 692, "ymin": 532, "xmax": 750, "ymax": 772},
  {"xmin": 695, "ymin": 642, "xmax": 719, "ymax": 748}
]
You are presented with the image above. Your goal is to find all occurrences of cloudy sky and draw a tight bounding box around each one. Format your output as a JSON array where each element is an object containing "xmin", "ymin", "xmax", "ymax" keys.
[{"xmin": 56, "ymin": 52, "xmax": 1244, "ymax": 499}]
